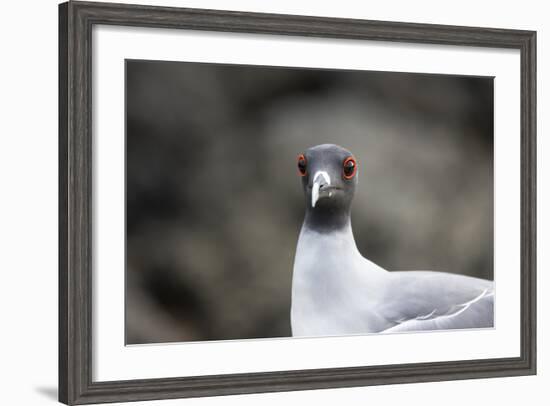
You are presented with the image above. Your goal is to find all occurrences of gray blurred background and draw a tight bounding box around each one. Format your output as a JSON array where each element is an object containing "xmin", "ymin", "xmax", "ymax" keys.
[{"xmin": 125, "ymin": 60, "xmax": 493, "ymax": 344}]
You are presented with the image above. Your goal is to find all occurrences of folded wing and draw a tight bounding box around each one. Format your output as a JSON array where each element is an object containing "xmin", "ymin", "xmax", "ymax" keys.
[{"xmin": 376, "ymin": 271, "xmax": 494, "ymax": 333}]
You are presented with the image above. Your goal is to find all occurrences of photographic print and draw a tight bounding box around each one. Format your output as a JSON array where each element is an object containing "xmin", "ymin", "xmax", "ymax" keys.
[
  {"xmin": 125, "ymin": 60, "xmax": 494, "ymax": 344},
  {"xmin": 60, "ymin": 3, "xmax": 536, "ymax": 403}
]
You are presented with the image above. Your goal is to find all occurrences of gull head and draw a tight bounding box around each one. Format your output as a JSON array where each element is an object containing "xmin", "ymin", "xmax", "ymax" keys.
[{"xmin": 296, "ymin": 144, "xmax": 358, "ymax": 211}]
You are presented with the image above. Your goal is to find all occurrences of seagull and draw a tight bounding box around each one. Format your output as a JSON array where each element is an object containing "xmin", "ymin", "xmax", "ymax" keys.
[{"xmin": 291, "ymin": 144, "xmax": 494, "ymax": 337}]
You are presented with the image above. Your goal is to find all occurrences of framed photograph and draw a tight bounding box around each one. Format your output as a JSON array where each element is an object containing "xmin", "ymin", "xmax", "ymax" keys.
[{"xmin": 59, "ymin": 1, "xmax": 536, "ymax": 404}]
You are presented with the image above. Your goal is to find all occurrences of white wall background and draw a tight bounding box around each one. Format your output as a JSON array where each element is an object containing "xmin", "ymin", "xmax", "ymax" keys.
[{"xmin": 0, "ymin": 0, "xmax": 547, "ymax": 405}]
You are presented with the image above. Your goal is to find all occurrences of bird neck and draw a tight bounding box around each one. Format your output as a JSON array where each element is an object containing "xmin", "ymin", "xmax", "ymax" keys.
[{"xmin": 303, "ymin": 205, "xmax": 352, "ymax": 234}]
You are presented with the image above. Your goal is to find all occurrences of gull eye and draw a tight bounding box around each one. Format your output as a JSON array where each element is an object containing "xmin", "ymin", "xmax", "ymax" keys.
[
  {"xmin": 297, "ymin": 154, "xmax": 307, "ymax": 176},
  {"xmin": 343, "ymin": 157, "xmax": 357, "ymax": 179}
]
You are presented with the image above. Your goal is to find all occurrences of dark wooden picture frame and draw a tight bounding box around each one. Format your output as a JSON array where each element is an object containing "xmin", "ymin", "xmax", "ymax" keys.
[{"xmin": 59, "ymin": 1, "xmax": 536, "ymax": 404}]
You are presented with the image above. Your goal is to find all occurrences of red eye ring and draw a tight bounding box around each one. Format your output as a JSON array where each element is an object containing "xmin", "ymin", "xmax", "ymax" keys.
[
  {"xmin": 343, "ymin": 156, "xmax": 357, "ymax": 179},
  {"xmin": 297, "ymin": 154, "xmax": 307, "ymax": 176}
]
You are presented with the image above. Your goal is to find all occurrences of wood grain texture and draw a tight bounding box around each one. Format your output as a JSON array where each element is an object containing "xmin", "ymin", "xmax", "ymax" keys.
[
  {"xmin": 58, "ymin": 1, "xmax": 537, "ymax": 404},
  {"xmin": 58, "ymin": 3, "xmax": 69, "ymax": 404}
]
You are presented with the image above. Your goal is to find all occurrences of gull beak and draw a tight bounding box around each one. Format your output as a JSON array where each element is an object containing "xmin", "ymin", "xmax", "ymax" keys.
[{"xmin": 311, "ymin": 171, "xmax": 331, "ymax": 208}]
